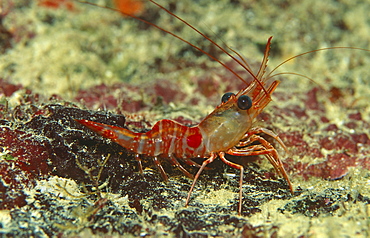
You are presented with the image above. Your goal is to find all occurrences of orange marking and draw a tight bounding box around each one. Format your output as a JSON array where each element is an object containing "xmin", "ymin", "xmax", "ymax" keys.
[
  {"xmin": 113, "ymin": 0, "xmax": 144, "ymax": 16},
  {"xmin": 38, "ymin": 0, "xmax": 75, "ymax": 11}
]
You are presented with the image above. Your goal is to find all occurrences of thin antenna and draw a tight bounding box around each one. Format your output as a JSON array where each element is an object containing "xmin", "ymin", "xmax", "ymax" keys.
[
  {"xmin": 266, "ymin": 47, "xmax": 370, "ymax": 79},
  {"xmin": 76, "ymin": 0, "xmax": 270, "ymax": 97},
  {"xmin": 147, "ymin": 0, "xmax": 269, "ymax": 96}
]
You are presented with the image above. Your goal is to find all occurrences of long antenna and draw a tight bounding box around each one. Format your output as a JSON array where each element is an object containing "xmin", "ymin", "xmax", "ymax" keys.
[
  {"xmin": 146, "ymin": 0, "xmax": 269, "ymax": 95},
  {"xmin": 76, "ymin": 0, "xmax": 270, "ymax": 96},
  {"xmin": 267, "ymin": 47, "xmax": 370, "ymax": 79}
]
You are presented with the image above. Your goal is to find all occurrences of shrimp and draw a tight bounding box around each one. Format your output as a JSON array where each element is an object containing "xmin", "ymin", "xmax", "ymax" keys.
[
  {"xmin": 75, "ymin": 38, "xmax": 291, "ymax": 213},
  {"xmin": 75, "ymin": 0, "xmax": 293, "ymax": 215}
]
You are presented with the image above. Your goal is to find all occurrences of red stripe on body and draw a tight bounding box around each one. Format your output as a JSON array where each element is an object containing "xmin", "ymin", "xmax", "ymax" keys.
[{"xmin": 76, "ymin": 119, "xmax": 206, "ymax": 158}]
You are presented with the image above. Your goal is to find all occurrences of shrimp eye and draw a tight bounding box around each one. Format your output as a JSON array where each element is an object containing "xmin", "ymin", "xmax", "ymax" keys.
[
  {"xmin": 221, "ymin": 92, "xmax": 235, "ymax": 103},
  {"xmin": 237, "ymin": 95, "xmax": 252, "ymax": 110}
]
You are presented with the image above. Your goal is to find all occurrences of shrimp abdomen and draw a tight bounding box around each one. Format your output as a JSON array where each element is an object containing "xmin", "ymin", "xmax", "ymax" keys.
[{"xmin": 76, "ymin": 119, "xmax": 206, "ymax": 158}]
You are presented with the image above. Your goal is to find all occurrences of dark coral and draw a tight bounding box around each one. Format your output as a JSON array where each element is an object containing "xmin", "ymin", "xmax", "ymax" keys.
[
  {"xmin": 0, "ymin": 102, "xmax": 127, "ymax": 209},
  {"xmin": 0, "ymin": 126, "xmax": 50, "ymax": 209},
  {"xmin": 0, "ymin": 2, "xmax": 14, "ymax": 54},
  {"xmin": 281, "ymin": 188, "xmax": 370, "ymax": 217}
]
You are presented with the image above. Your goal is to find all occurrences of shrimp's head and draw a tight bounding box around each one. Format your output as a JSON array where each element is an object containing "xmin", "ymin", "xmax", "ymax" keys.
[
  {"xmin": 197, "ymin": 37, "xmax": 279, "ymax": 152},
  {"xmin": 198, "ymin": 77, "xmax": 280, "ymax": 152}
]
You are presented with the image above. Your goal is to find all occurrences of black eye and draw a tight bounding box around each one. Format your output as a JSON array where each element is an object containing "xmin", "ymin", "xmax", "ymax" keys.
[
  {"xmin": 221, "ymin": 92, "xmax": 235, "ymax": 103},
  {"xmin": 237, "ymin": 95, "xmax": 252, "ymax": 110}
]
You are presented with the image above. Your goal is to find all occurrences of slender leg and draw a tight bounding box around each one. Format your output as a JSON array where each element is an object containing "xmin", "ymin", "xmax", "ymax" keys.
[
  {"xmin": 152, "ymin": 156, "xmax": 168, "ymax": 181},
  {"xmin": 252, "ymin": 136, "xmax": 293, "ymax": 193},
  {"xmin": 181, "ymin": 157, "xmax": 202, "ymax": 168},
  {"xmin": 230, "ymin": 143, "xmax": 274, "ymax": 156},
  {"xmin": 185, "ymin": 153, "xmax": 217, "ymax": 207},
  {"xmin": 240, "ymin": 127, "xmax": 289, "ymax": 155},
  {"xmin": 168, "ymin": 155, "xmax": 194, "ymax": 179},
  {"xmin": 136, "ymin": 154, "xmax": 194, "ymax": 179},
  {"xmin": 134, "ymin": 154, "xmax": 144, "ymax": 175},
  {"xmin": 227, "ymin": 134, "xmax": 293, "ymax": 194},
  {"xmin": 181, "ymin": 157, "xmax": 212, "ymax": 171},
  {"xmin": 218, "ymin": 152, "xmax": 244, "ymax": 215}
]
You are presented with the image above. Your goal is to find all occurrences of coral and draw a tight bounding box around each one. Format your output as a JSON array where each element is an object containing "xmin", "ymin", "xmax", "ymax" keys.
[
  {"xmin": 0, "ymin": 102, "xmax": 127, "ymax": 209},
  {"xmin": 0, "ymin": 1, "xmax": 13, "ymax": 53},
  {"xmin": 0, "ymin": 78, "xmax": 23, "ymax": 97},
  {"xmin": 282, "ymin": 188, "xmax": 370, "ymax": 217}
]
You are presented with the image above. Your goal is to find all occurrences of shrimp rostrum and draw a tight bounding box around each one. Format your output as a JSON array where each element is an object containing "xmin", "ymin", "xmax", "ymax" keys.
[{"xmin": 76, "ymin": 1, "xmax": 293, "ymax": 215}]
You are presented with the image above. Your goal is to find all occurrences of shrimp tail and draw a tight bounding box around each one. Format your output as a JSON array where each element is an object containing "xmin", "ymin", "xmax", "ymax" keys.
[{"xmin": 75, "ymin": 119, "xmax": 137, "ymax": 149}]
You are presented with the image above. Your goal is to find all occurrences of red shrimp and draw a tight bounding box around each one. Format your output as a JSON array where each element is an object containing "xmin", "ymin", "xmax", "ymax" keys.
[
  {"xmin": 75, "ymin": 37, "xmax": 291, "ymax": 213},
  {"xmin": 76, "ymin": 37, "xmax": 292, "ymax": 215},
  {"xmin": 75, "ymin": 0, "xmax": 369, "ymax": 215}
]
